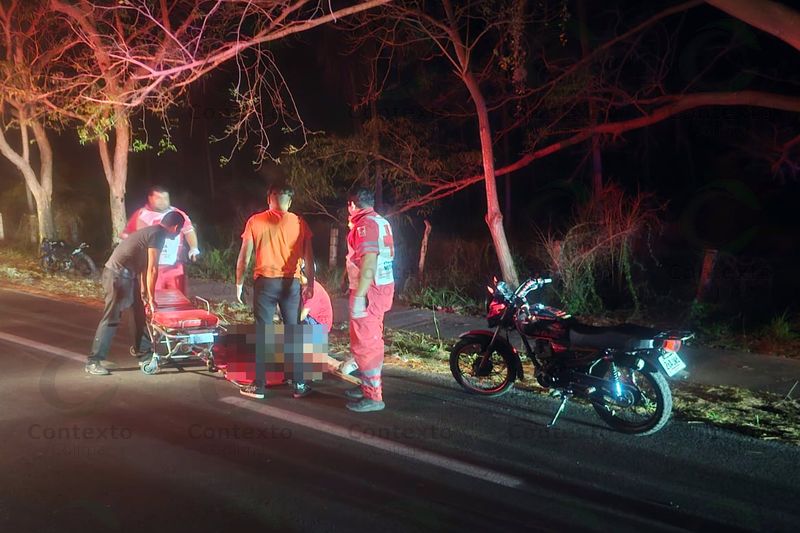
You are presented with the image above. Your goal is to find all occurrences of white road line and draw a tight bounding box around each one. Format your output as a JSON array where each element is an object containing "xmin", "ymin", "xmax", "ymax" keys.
[
  {"xmin": 0, "ymin": 328, "xmax": 524, "ymax": 489},
  {"xmin": 221, "ymin": 396, "xmax": 525, "ymax": 489},
  {"xmin": 0, "ymin": 330, "xmax": 87, "ymax": 363}
]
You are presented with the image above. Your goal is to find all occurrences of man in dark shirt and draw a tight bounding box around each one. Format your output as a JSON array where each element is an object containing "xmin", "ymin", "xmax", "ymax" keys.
[{"xmin": 85, "ymin": 211, "xmax": 184, "ymax": 375}]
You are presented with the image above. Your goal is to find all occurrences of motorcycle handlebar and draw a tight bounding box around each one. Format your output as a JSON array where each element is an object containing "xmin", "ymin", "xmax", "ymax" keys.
[
  {"xmin": 493, "ymin": 277, "xmax": 552, "ymax": 301},
  {"xmin": 512, "ymin": 277, "xmax": 553, "ymax": 299}
]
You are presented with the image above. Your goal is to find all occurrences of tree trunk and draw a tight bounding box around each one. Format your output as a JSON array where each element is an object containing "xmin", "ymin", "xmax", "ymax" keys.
[
  {"xmin": 20, "ymin": 124, "xmax": 35, "ymax": 213},
  {"xmin": 578, "ymin": 0, "xmax": 604, "ymax": 197},
  {"xmin": 463, "ymin": 71, "xmax": 519, "ymax": 286},
  {"xmin": 696, "ymin": 248, "xmax": 719, "ymax": 302},
  {"xmin": 0, "ymin": 119, "xmax": 55, "ymax": 239},
  {"xmin": 99, "ymin": 109, "xmax": 131, "ymax": 244},
  {"xmin": 418, "ymin": 219, "xmax": 432, "ymax": 278}
]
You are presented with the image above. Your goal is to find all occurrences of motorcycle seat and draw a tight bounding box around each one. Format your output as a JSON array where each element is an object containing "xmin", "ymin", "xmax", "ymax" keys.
[{"xmin": 568, "ymin": 323, "xmax": 657, "ymax": 351}]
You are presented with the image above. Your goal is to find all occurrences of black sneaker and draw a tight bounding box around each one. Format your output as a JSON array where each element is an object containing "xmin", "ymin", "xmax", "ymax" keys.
[
  {"xmin": 129, "ymin": 346, "xmax": 150, "ymax": 358},
  {"xmin": 293, "ymin": 382, "xmax": 312, "ymax": 399},
  {"xmin": 346, "ymin": 398, "xmax": 385, "ymax": 412},
  {"xmin": 85, "ymin": 361, "xmax": 110, "ymax": 376},
  {"xmin": 239, "ymin": 382, "xmax": 265, "ymax": 399}
]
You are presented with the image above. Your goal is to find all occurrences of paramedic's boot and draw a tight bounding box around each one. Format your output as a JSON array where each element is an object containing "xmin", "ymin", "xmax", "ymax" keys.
[
  {"xmin": 344, "ymin": 387, "xmax": 364, "ymax": 400},
  {"xmin": 346, "ymin": 398, "xmax": 385, "ymax": 412},
  {"xmin": 292, "ymin": 381, "xmax": 312, "ymax": 399},
  {"xmin": 239, "ymin": 381, "xmax": 265, "ymax": 399},
  {"xmin": 85, "ymin": 360, "xmax": 110, "ymax": 376}
]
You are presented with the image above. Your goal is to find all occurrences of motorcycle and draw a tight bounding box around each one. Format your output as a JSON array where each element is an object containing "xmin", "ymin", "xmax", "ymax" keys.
[
  {"xmin": 39, "ymin": 238, "xmax": 98, "ymax": 277},
  {"xmin": 450, "ymin": 277, "xmax": 692, "ymax": 435}
]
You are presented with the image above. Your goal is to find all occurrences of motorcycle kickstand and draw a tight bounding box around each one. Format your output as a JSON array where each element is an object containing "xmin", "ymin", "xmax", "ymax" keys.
[{"xmin": 547, "ymin": 391, "xmax": 572, "ymax": 428}]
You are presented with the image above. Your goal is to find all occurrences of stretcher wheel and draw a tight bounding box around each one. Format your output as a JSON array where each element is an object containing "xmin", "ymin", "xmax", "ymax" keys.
[
  {"xmin": 141, "ymin": 356, "xmax": 160, "ymax": 375},
  {"xmin": 206, "ymin": 359, "xmax": 217, "ymax": 373}
]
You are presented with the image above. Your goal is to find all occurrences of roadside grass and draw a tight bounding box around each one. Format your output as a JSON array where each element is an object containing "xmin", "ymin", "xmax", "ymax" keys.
[
  {"xmin": 208, "ymin": 301, "xmax": 254, "ymax": 325},
  {"xmin": 2, "ymin": 249, "xmax": 799, "ymax": 445},
  {"xmin": 0, "ymin": 247, "xmax": 103, "ymax": 302},
  {"xmin": 403, "ymin": 285, "xmax": 483, "ymax": 315},
  {"xmin": 186, "ymin": 246, "xmax": 240, "ymax": 282}
]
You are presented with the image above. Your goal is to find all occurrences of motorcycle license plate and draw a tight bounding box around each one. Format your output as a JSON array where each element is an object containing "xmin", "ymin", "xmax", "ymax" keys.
[
  {"xmin": 188, "ymin": 333, "xmax": 215, "ymax": 345},
  {"xmin": 658, "ymin": 352, "xmax": 686, "ymax": 377}
]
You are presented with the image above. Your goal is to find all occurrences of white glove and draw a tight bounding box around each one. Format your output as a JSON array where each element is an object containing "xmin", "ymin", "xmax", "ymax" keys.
[
  {"xmin": 235, "ymin": 283, "xmax": 244, "ymax": 304},
  {"xmin": 351, "ymin": 296, "xmax": 367, "ymax": 319},
  {"xmin": 188, "ymin": 248, "xmax": 201, "ymax": 261}
]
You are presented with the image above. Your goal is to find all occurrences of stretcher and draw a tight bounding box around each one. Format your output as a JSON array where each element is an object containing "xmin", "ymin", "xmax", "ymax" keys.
[
  {"xmin": 139, "ymin": 289, "xmax": 360, "ymax": 386},
  {"xmin": 140, "ymin": 289, "xmax": 223, "ymax": 375}
]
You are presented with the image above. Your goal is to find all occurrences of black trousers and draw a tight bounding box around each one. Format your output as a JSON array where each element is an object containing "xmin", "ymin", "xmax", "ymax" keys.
[
  {"xmin": 253, "ymin": 277, "xmax": 301, "ymax": 390},
  {"xmin": 89, "ymin": 267, "xmax": 150, "ymax": 362}
]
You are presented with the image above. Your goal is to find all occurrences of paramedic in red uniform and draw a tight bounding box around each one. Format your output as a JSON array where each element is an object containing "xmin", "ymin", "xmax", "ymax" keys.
[
  {"xmin": 121, "ymin": 186, "xmax": 200, "ymax": 295},
  {"xmin": 344, "ymin": 188, "xmax": 395, "ymax": 412}
]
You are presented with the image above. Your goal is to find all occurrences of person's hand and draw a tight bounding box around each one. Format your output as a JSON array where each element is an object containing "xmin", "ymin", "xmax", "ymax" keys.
[
  {"xmin": 141, "ymin": 293, "xmax": 154, "ymax": 316},
  {"xmin": 302, "ymin": 283, "xmax": 314, "ymax": 301},
  {"xmin": 188, "ymin": 248, "xmax": 201, "ymax": 262},
  {"xmin": 235, "ymin": 283, "xmax": 244, "ymax": 304},
  {"xmin": 351, "ymin": 296, "xmax": 367, "ymax": 319}
]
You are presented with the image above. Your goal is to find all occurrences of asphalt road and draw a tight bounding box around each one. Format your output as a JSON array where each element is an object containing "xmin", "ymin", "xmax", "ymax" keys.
[{"xmin": 0, "ymin": 287, "xmax": 798, "ymax": 533}]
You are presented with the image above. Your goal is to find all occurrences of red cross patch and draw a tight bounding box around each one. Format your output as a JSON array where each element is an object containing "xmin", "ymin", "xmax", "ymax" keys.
[{"xmin": 357, "ymin": 226, "xmax": 366, "ymax": 237}]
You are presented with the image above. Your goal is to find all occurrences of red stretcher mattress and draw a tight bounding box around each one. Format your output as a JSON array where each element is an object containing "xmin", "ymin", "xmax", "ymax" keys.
[
  {"xmin": 151, "ymin": 309, "xmax": 220, "ymax": 329},
  {"xmin": 151, "ymin": 289, "xmax": 219, "ymax": 329},
  {"xmin": 154, "ymin": 289, "xmax": 195, "ymax": 310}
]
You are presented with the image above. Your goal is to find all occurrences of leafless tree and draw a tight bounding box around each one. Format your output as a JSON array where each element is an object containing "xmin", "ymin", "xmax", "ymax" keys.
[
  {"xmin": 339, "ymin": 0, "xmax": 800, "ymax": 286},
  {"xmin": 0, "ymin": 1, "xmax": 71, "ymax": 239},
  {"xmin": 49, "ymin": 0, "xmax": 391, "ymax": 242}
]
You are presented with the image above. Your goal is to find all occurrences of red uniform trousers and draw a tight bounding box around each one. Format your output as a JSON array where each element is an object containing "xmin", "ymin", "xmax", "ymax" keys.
[
  {"xmin": 349, "ymin": 283, "xmax": 394, "ymax": 401},
  {"xmin": 155, "ymin": 263, "xmax": 187, "ymax": 294}
]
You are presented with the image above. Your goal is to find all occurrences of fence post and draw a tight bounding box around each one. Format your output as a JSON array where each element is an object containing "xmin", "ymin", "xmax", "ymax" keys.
[{"xmin": 328, "ymin": 225, "xmax": 339, "ymax": 268}]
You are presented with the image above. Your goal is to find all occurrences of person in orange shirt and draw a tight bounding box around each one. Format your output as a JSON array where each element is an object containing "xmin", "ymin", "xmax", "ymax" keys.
[{"xmin": 235, "ymin": 184, "xmax": 315, "ymax": 399}]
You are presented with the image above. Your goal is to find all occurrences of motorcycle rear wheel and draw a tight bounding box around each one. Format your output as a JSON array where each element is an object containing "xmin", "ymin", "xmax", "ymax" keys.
[
  {"xmin": 590, "ymin": 361, "xmax": 672, "ymax": 435},
  {"xmin": 72, "ymin": 253, "xmax": 97, "ymax": 278},
  {"xmin": 450, "ymin": 337, "xmax": 516, "ymax": 397}
]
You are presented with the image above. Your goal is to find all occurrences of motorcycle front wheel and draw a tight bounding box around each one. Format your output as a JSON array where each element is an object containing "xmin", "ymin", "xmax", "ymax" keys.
[
  {"xmin": 449, "ymin": 336, "xmax": 517, "ymax": 397},
  {"xmin": 590, "ymin": 361, "xmax": 672, "ymax": 436},
  {"xmin": 40, "ymin": 255, "xmax": 57, "ymax": 273}
]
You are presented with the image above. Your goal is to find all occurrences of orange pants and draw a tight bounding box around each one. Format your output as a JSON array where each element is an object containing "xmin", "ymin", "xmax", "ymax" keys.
[
  {"xmin": 350, "ymin": 284, "xmax": 394, "ymax": 401},
  {"xmin": 156, "ymin": 263, "xmax": 187, "ymax": 294}
]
